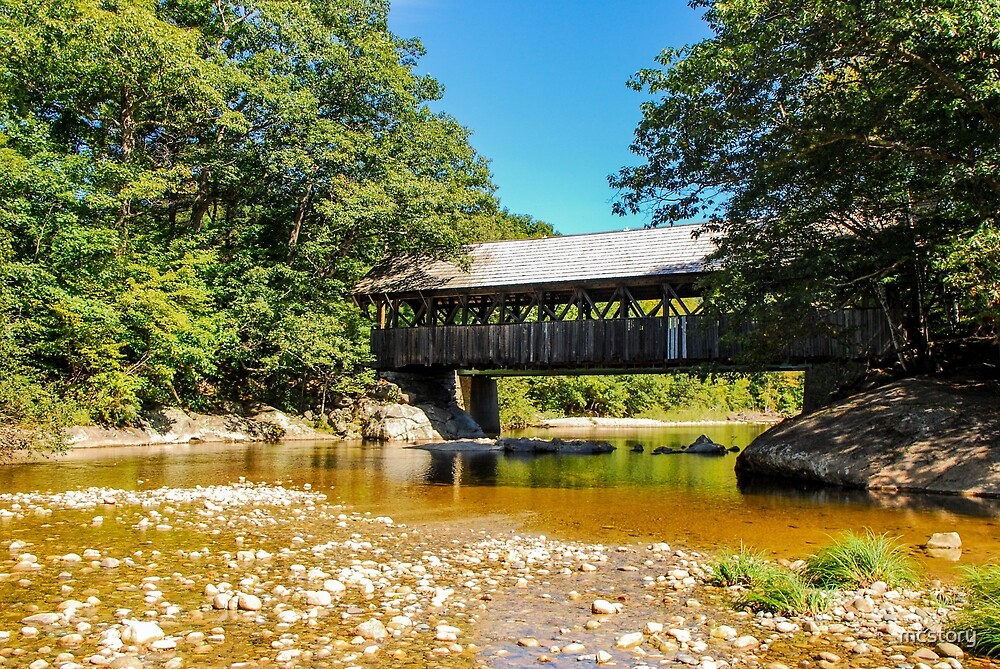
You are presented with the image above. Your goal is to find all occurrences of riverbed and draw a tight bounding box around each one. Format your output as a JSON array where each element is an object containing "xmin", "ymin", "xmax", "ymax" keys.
[{"xmin": 2, "ymin": 425, "xmax": 999, "ymax": 669}]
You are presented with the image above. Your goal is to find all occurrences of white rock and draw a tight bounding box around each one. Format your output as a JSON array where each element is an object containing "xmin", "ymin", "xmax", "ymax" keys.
[
  {"xmin": 669, "ymin": 628, "xmax": 692, "ymax": 643},
  {"xmin": 927, "ymin": 532, "xmax": 962, "ymax": 549},
  {"xmin": 121, "ymin": 620, "xmax": 165, "ymax": 646},
  {"xmin": 237, "ymin": 593, "xmax": 262, "ymax": 611},
  {"xmin": 733, "ymin": 635, "xmax": 760, "ymax": 650},
  {"xmin": 616, "ymin": 631, "xmax": 644, "ymax": 649},
  {"xmin": 305, "ymin": 590, "xmax": 331, "ymax": 606},
  {"xmin": 592, "ymin": 599, "xmax": 623, "ymax": 615},
  {"xmin": 711, "ymin": 625, "xmax": 737, "ymax": 640},
  {"xmin": 597, "ymin": 650, "xmax": 614, "ymax": 664},
  {"xmin": 354, "ymin": 619, "xmax": 387, "ymax": 641},
  {"xmin": 645, "ymin": 621, "xmax": 664, "ymax": 635},
  {"xmin": 22, "ymin": 613, "xmax": 61, "ymax": 625}
]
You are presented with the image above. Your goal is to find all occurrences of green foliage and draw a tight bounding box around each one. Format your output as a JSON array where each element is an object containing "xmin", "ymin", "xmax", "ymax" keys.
[
  {"xmin": 0, "ymin": 0, "xmax": 550, "ymax": 443},
  {"xmin": 498, "ymin": 371, "xmax": 802, "ymax": 423},
  {"xmin": 954, "ymin": 564, "xmax": 1000, "ymax": 657},
  {"xmin": 804, "ymin": 530, "xmax": 918, "ymax": 589},
  {"xmin": 711, "ymin": 546, "xmax": 829, "ymax": 616},
  {"xmin": 613, "ymin": 0, "xmax": 1000, "ymax": 367},
  {"xmin": 497, "ymin": 377, "xmax": 536, "ymax": 430}
]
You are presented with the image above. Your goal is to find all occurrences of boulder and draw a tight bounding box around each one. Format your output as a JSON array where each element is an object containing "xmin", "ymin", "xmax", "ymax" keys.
[
  {"xmin": 736, "ymin": 378, "xmax": 1000, "ymax": 495},
  {"xmin": 362, "ymin": 404, "xmax": 441, "ymax": 442},
  {"xmin": 684, "ymin": 435, "xmax": 728, "ymax": 455}
]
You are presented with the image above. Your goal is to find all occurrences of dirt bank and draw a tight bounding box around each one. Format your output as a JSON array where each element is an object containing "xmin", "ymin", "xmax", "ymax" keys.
[{"xmin": 736, "ymin": 377, "xmax": 1000, "ymax": 496}]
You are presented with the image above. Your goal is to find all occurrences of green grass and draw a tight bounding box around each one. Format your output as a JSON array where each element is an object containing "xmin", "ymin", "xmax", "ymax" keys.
[
  {"xmin": 953, "ymin": 564, "xmax": 1000, "ymax": 657},
  {"xmin": 804, "ymin": 529, "xmax": 918, "ymax": 589},
  {"xmin": 711, "ymin": 546, "xmax": 830, "ymax": 616}
]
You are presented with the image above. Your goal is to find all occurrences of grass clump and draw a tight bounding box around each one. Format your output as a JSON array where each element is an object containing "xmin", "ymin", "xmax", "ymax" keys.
[
  {"xmin": 952, "ymin": 564, "xmax": 1000, "ymax": 656},
  {"xmin": 711, "ymin": 547, "xmax": 830, "ymax": 616},
  {"xmin": 804, "ymin": 529, "xmax": 918, "ymax": 589}
]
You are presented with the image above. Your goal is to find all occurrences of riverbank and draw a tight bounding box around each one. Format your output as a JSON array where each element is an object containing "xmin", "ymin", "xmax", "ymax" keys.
[
  {"xmin": 736, "ymin": 377, "xmax": 1000, "ymax": 497},
  {"xmin": 0, "ymin": 482, "xmax": 992, "ymax": 669},
  {"xmin": 532, "ymin": 413, "xmax": 783, "ymax": 430}
]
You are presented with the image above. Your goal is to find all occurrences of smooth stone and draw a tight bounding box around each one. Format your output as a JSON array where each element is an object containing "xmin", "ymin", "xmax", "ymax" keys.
[
  {"xmin": 237, "ymin": 593, "xmax": 262, "ymax": 611},
  {"xmin": 518, "ymin": 638, "xmax": 540, "ymax": 648},
  {"xmin": 936, "ymin": 643, "xmax": 964, "ymax": 659},
  {"xmin": 120, "ymin": 620, "xmax": 165, "ymax": 646},
  {"xmin": 591, "ymin": 599, "xmax": 622, "ymax": 615},
  {"xmin": 926, "ymin": 532, "xmax": 961, "ymax": 549},
  {"xmin": 21, "ymin": 613, "xmax": 60, "ymax": 626},
  {"xmin": 596, "ymin": 650, "xmax": 613, "ymax": 664},
  {"xmin": 733, "ymin": 636, "xmax": 759, "ymax": 650},
  {"xmin": 616, "ymin": 632, "xmax": 644, "ymax": 649},
  {"xmin": 913, "ymin": 648, "xmax": 940, "ymax": 662},
  {"xmin": 354, "ymin": 619, "xmax": 387, "ymax": 641}
]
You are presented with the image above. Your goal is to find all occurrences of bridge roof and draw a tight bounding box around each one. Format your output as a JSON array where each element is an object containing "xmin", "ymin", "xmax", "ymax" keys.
[{"xmin": 353, "ymin": 225, "xmax": 717, "ymax": 297}]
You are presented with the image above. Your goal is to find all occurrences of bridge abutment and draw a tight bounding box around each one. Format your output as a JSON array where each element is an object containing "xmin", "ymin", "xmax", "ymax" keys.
[
  {"xmin": 802, "ymin": 362, "xmax": 867, "ymax": 413},
  {"xmin": 462, "ymin": 375, "xmax": 501, "ymax": 436}
]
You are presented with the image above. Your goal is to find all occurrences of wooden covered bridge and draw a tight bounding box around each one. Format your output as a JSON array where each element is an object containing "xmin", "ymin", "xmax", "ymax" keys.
[{"xmin": 352, "ymin": 226, "xmax": 892, "ymax": 432}]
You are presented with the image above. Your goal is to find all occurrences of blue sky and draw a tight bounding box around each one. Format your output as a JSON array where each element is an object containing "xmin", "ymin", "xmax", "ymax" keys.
[{"xmin": 389, "ymin": 1, "xmax": 711, "ymax": 235}]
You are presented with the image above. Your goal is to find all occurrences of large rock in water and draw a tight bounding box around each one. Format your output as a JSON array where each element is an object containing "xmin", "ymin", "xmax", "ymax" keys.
[
  {"xmin": 683, "ymin": 434, "xmax": 727, "ymax": 455},
  {"xmin": 499, "ymin": 437, "xmax": 615, "ymax": 454},
  {"xmin": 362, "ymin": 404, "xmax": 441, "ymax": 442},
  {"xmin": 736, "ymin": 378, "xmax": 1000, "ymax": 495}
]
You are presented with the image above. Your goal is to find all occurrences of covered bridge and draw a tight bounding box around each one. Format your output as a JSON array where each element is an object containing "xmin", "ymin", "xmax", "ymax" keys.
[{"xmin": 352, "ymin": 226, "xmax": 889, "ymax": 372}]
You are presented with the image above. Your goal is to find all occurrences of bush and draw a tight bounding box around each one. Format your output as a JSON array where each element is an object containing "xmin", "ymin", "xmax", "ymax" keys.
[
  {"xmin": 952, "ymin": 564, "xmax": 1000, "ymax": 657},
  {"xmin": 804, "ymin": 529, "xmax": 918, "ymax": 589},
  {"xmin": 0, "ymin": 371, "xmax": 71, "ymax": 462}
]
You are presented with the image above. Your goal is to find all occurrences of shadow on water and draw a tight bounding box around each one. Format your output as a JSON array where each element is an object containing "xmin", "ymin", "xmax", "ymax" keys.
[{"xmin": 737, "ymin": 471, "xmax": 1000, "ymax": 519}]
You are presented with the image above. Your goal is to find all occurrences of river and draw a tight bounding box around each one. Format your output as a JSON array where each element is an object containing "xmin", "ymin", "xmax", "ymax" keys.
[{"xmin": 3, "ymin": 423, "xmax": 998, "ymax": 573}]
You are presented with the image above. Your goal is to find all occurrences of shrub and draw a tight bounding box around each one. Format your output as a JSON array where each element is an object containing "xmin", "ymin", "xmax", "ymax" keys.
[{"xmin": 804, "ymin": 529, "xmax": 918, "ymax": 589}]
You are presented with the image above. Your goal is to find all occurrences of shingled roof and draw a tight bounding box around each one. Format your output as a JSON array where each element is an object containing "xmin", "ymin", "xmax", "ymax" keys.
[{"xmin": 352, "ymin": 225, "xmax": 717, "ymax": 297}]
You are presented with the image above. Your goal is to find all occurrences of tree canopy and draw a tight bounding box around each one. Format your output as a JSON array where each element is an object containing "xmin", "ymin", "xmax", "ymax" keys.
[
  {"xmin": 612, "ymin": 0, "xmax": 1000, "ymax": 369},
  {"xmin": 0, "ymin": 0, "xmax": 551, "ymax": 454}
]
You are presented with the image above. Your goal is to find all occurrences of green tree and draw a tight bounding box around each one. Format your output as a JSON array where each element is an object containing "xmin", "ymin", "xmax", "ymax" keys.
[
  {"xmin": 0, "ymin": 0, "xmax": 530, "ymax": 450},
  {"xmin": 612, "ymin": 0, "xmax": 1000, "ymax": 369}
]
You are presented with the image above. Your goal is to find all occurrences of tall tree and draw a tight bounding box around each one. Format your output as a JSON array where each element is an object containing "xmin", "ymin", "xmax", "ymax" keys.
[
  {"xmin": 612, "ymin": 0, "xmax": 1000, "ymax": 369},
  {"xmin": 0, "ymin": 0, "xmax": 543, "ymax": 444}
]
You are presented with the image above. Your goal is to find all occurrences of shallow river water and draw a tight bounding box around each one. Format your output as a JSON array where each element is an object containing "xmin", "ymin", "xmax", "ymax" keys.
[
  {"xmin": 2, "ymin": 425, "xmax": 1000, "ymax": 669},
  {"xmin": 3, "ymin": 424, "xmax": 998, "ymax": 572}
]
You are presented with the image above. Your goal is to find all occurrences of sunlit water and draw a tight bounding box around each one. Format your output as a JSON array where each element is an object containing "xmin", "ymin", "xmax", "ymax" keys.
[{"xmin": 3, "ymin": 424, "xmax": 998, "ymax": 577}]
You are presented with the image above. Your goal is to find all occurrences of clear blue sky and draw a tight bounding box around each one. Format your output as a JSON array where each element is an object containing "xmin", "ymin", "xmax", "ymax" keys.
[{"xmin": 389, "ymin": 0, "xmax": 710, "ymax": 235}]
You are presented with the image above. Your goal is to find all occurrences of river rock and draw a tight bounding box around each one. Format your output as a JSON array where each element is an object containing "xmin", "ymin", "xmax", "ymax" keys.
[
  {"xmin": 21, "ymin": 613, "xmax": 61, "ymax": 625},
  {"xmin": 592, "ymin": 599, "xmax": 623, "ymax": 614},
  {"xmin": 362, "ymin": 404, "xmax": 441, "ymax": 442},
  {"xmin": 120, "ymin": 620, "xmax": 165, "ymax": 646},
  {"xmin": 684, "ymin": 434, "xmax": 728, "ymax": 455},
  {"xmin": 936, "ymin": 643, "xmax": 964, "ymax": 659},
  {"xmin": 237, "ymin": 593, "xmax": 262, "ymax": 611},
  {"xmin": 616, "ymin": 631, "xmax": 644, "ymax": 649},
  {"xmin": 409, "ymin": 439, "xmax": 501, "ymax": 453},
  {"xmin": 354, "ymin": 619, "xmax": 387, "ymax": 641},
  {"xmin": 927, "ymin": 532, "xmax": 962, "ymax": 549},
  {"xmin": 500, "ymin": 437, "xmax": 615, "ymax": 455}
]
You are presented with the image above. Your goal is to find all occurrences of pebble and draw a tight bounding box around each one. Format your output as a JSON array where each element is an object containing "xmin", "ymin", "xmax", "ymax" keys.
[
  {"xmin": 592, "ymin": 599, "xmax": 623, "ymax": 615},
  {"xmin": 616, "ymin": 631, "xmax": 644, "ymax": 649}
]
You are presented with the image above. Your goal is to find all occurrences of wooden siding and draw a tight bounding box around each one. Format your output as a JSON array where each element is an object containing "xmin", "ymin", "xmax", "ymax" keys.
[{"xmin": 370, "ymin": 308, "xmax": 893, "ymax": 370}]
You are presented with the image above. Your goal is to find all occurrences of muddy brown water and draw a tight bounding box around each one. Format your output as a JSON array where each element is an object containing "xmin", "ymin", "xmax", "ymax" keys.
[{"xmin": 2, "ymin": 424, "xmax": 998, "ymax": 576}]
